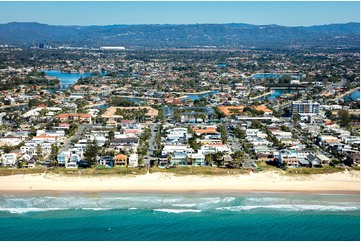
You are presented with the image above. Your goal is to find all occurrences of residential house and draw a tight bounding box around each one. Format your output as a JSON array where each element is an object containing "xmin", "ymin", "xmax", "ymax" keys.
[
  {"xmin": 114, "ymin": 154, "xmax": 128, "ymax": 167},
  {"xmin": 278, "ymin": 150, "xmax": 298, "ymax": 167},
  {"xmin": 109, "ymin": 137, "xmax": 139, "ymax": 152},
  {"xmin": 345, "ymin": 153, "xmax": 360, "ymax": 166},
  {"xmin": 188, "ymin": 153, "xmax": 206, "ymax": 166},
  {"xmin": 57, "ymin": 151, "xmax": 70, "ymax": 166},
  {"xmin": 306, "ymin": 154, "xmax": 322, "ymax": 168},
  {"xmin": 0, "ymin": 152, "xmax": 17, "ymax": 166},
  {"xmin": 128, "ymin": 153, "xmax": 139, "ymax": 167},
  {"xmin": 99, "ymin": 156, "xmax": 114, "ymax": 167},
  {"xmin": 162, "ymin": 145, "xmax": 194, "ymax": 156},
  {"xmin": 0, "ymin": 134, "xmax": 22, "ymax": 146}
]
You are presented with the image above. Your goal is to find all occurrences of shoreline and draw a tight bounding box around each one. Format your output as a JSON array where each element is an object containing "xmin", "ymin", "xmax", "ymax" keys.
[
  {"xmin": 0, "ymin": 170, "xmax": 359, "ymax": 194},
  {"xmin": 250, "ymin": 91, "xmax": 273, "ymax": 100},
  {"xmin": 1, "ymin": 189, "xmax": 359, "ymax": 196},
  {"xmin": 179, "ymin": 90, "xmax": 218, "ymax": 95}
]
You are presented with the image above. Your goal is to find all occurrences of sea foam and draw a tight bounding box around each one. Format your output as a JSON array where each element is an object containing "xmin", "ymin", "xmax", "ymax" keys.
[{"xmin": 153, "ymin": 209, "xmax": 202, "ymax": 214}]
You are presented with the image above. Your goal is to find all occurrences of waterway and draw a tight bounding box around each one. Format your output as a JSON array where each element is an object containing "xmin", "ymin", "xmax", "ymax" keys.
[
  {"xmin": 343, "ymin": 90, "xmax": 360, "ymax": 101},
  {"xmin": 43, "ymin": 70, "xmax": 92, "ymax": 89},
  {"xmin": 256, "ymin": 89, "xmax": 296, "ymax": 100},
  {"xmin": 182, "ymin": 91, "xmax": 219, "ymax": 101}
]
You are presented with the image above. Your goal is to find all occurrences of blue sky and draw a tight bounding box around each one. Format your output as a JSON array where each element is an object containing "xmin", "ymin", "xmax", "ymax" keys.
[{"xmin": 0, "ymin": 1, "xmax": 359, "ymax": 26}]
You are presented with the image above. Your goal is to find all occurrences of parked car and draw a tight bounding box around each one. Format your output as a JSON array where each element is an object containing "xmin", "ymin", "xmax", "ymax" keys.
[{"xmin": 78, "ymin": 160, "xmax": 91, "ymax": 168}]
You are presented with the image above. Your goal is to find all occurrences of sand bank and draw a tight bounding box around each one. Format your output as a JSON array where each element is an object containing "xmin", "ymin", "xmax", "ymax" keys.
[{"xmin": 0, "ymin": 170, "xmax": 359, "ymax": 194}]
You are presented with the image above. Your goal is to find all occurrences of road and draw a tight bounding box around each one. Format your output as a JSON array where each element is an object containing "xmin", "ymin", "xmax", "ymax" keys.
[
  {"xmin": 60, "ymin": 124, "xmax": 88, "ymax": 152},
  {"xmin": 145, "ymin": 123, "xmax": 160, "ymax": 166},
  {"xmin": 226, "ymin": 123, "xmax": 256, "ymax": 168}
]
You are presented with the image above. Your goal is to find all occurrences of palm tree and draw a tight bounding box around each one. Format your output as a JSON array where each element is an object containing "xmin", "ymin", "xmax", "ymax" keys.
[
  {"xmin": 214, "ymin": 152, "xmax": 225, "ymax": 167},
  {"xmin": 167, "ymin": 154, "xmax": 173, "ymax": 167}
]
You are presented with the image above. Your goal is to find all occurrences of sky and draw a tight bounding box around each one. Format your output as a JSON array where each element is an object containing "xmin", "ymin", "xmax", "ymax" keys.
[{"xmin": 0, "ymin": 1, "xmax": 359, "ymax": 26}]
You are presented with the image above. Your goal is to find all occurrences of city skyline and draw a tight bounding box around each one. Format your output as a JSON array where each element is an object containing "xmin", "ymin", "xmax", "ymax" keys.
[{"xmin": 0, "ymin": 1, "xmax": 359, "ymax": 27}]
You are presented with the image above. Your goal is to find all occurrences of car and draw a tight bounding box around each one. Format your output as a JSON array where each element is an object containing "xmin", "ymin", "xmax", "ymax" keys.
[{"xmin": 78, "ymin": 160, "xmax": 91, "ymax": 168}]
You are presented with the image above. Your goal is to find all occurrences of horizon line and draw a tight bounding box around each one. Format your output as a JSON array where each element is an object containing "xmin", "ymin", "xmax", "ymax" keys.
[{"xmin": 1, "ymin": 21, "xmax": 360, "ymax": 28}]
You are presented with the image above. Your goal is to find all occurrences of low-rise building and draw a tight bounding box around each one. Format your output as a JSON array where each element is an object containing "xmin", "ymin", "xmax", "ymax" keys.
[
  {"xmin": 57, "ymin": 113, "xmax": 92, "ymax": 123},
  {"xmin": 128, "ymin": 153, "xmax": 139, "ymax": 167},
  {"xmin": 0, "ymin": 152, "xmax": 18, "ymax": 166},
  {"xmin": 114, "ymin": 154, "xmax": 128, "ymax": 167}
]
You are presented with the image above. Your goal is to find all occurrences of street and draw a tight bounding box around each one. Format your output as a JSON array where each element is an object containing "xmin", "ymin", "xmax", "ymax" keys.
[{"xmin": 60, "ymin": 124, "xmax": 88, "ymax": 152}]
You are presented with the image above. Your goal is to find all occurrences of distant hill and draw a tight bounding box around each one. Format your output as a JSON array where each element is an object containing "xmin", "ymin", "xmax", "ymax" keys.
[{"xmin": 0, "ymin": 22, "xmax": 359, "ymax": 50}]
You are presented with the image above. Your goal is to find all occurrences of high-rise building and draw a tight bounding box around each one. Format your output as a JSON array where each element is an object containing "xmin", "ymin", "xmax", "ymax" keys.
[{"xmin": 291, "ymin": 101, "xmax": 320, "ymax": 115}]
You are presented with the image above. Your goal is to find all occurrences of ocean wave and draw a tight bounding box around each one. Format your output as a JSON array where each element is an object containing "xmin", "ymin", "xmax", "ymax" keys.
[
  {"xmin": 171, "ymin": 203, "xmax": 197, "ymax": 208},
  {"xmin": 0, "ymin": 207, "xmax": 69, "ymax": 214},
  {"xmin": 216, "ymin": 204, "xmax": 359, "ymax": 212},
  {"xmin": 246, "ymin": 197, "xmax": 287, "ymax": 203},
  {"xmin": 81, "ymin": 208, "xmax": 112, "ymax": 211},
  {"xmin": 153, "ymin": 209, "xmax": 202, "ymax": 214},
  {"xmin": 1, "ymin": 195, "xmax": 358, "ymax": 214}
]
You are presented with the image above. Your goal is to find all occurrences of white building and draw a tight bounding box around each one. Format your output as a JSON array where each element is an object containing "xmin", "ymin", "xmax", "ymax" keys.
[
  {"xmin": 0, "ymin": 153, "xmax": 18, "ymax": 166},
  {"xmin": 128, "ymin": 154, "xmax": 139, "ymax": 167}
]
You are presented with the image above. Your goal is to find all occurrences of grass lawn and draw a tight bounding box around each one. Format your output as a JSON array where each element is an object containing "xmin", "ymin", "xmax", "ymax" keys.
[
  {"xmin": 150, "ymin": 166, "xmax": 250, "ymax": 176},
  {"xmin": 284, "ymin": 166, "xmax": 346, "ymax": 175},
  {"xmin": 0, "ymin": 165, "xmax": 351, "ymax": 177}
]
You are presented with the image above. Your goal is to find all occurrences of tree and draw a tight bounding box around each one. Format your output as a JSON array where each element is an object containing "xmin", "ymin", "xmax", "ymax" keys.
[
  {"xmin": 188, "ymin": 136, "xmax": 200, "ymax": 152},
  {"xmin": 233, "ymin": 126, "xmax": 246, "ymax": 139},
  {"xmin": 39, "ymin": 108, "xmax": 49, "ymax": 117},
  {"xmin": 108, "ymin": 130, "xmax": 115, "ymax": 140},
  {"xmin": 217, "ymin": 124, "xmax": 228, "ymax": 143},
  {"xmin": 174, "ymin": 109, "xmax": 182, "ymax": 122},
  {"xmin": 325, "ymin": 110, "xmax": 333, "ymax": 119},
  {"xmin": 214, "ymin": 107, "xmax": 226, "ymax": 119},
  {"xmin": 83, "ymin": 139, "xmax": 100, "ymax": 166},
  {"xmin": 110, "ymin": 97, "xmax": 136, "ymax": 107},
  {"xmin": 230, "ymin": 151, "xmax": 245, "ymax": 168},
  {"xmin": 250, "ymin": 120, "xmax": 262, "ymax": 129},
  {"xmin": 167, "ymin": 155, "xmax": 173, "ymax": 166},
  {"xmin": 49, "ymin": 144, "xmax": 59, "ymax": 162},
  {"xmin": 213, "ymin": 152, "xmax": 225, "ymax": 167},
  {"xmin": 2, "ymin": 145, "xmax": 12, "ymax": 153},
  {"xmin": 205, "ymin": 154, "xmax": 214, "ymax": 166},
  {"xmin": 28, "ymin": 98, "xmax": 42, "ymax": 108},
  {"xmin": 36, "ymin": 144, "xmax": 43, "ymax": 160},
  {"xmin": 338, "ymin": 110, "xmax": 351, "ymax": 127},
  {"xmin": 157, "ymin": 108, "xmax": 165, "ymax": 123}
]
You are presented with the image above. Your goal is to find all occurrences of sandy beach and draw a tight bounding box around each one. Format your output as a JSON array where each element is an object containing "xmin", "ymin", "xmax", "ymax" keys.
[{"xmin": 0, "ymin": 170, "xmax": 359, "ymax": 194}]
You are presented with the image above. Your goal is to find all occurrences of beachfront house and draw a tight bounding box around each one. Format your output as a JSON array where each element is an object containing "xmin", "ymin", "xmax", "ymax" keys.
[
  {"xmin": 99, "ymin": 156, "xmax": 114, "ymax": 167},
  {"xmin": 128, "ymin": 154, "xmax": 139, "ymax": 167},
  {"xmin": 278, "ymin": 150, "xmax": 298, "ymax": 167},
  {"xmin": 0, "ymin": 153, "xmax": 18, "ymax": 167},
  {"xmin": 57, "ymin": 151, "xmax": 70, "ymax": 166},
  {"xmin": 114, "ymin": 154, "xmax": 128, "ymax": 167}
]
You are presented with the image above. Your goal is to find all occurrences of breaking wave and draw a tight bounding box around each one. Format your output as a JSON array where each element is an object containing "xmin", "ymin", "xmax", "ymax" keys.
[{"xmin": 0, "ymin": 194, "xmax": 358, "ymax": 214}]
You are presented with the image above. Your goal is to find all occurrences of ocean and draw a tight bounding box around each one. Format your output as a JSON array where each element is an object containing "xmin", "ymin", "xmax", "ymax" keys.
[{"xmin": 0, "ymin": 192, "xmax": 359, "ymax": 241}]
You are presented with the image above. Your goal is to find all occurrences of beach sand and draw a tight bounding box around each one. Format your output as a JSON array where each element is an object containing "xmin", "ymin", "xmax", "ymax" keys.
[{"xmin": 0, "ymin": 170, "xmax": 359, "ymax": 194}]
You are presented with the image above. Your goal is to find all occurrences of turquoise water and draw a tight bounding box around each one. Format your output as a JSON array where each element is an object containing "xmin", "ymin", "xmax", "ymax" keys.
[
  {"xmin": 182, "ymin": 91, "xmax": 219, "ymax": 101},
  {"xmin": 44, "ymin": 70, "xmax": 92, "ymax": 89},
  {"xmin": 257, "ymin": 89, "xmax": 296, "ymax": 100},
  {"xmin": 0, "ymin": 192, "xmax": 359, "ymax": 241},
  {"xmin": 343, "ymin": 90, "xmax": 360, "ymax": 101}
]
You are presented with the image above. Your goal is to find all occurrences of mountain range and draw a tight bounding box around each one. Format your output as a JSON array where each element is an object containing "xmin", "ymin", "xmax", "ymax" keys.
[{"xmin": 0, "ymin": 22, "xmax": 359, "ymax": 50}]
